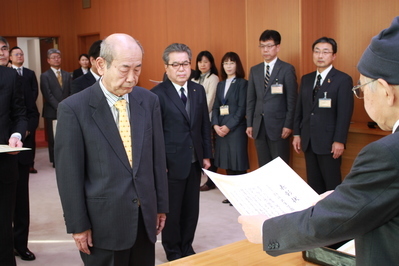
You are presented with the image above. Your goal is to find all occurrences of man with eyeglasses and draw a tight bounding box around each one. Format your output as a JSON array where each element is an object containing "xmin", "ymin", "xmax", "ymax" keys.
[
  {"xmin": 238, "ymin": 17, "xmax": 399, "ymax": 266},
  {"xmin": 151, "ymin": 43, "xmax": 212, "ymax": 261},
  {"xmin": 246, "ymin": 29, "xmax": 298, "ymax": 167},
  {"xmin": 0, "ymin": 36, "xmax": 27, "ymax": 266},
  {"xmin": 292, "ymin": 37, "xmax": 354, "ymax": 194},
  {"xmin": 40, "ymin": 48, "xmax": 71, "ymax": 167},
  {"xmin": 9, "ymin": 46, "xmax": 40, "ymax": 260}
]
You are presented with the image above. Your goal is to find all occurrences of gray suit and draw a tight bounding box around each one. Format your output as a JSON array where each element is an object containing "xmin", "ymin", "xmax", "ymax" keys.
[
  {"xmin": 263, "ymin": 129, "xmax": 399, "ymax": 266},
  {"xmin": 55, "ymin": 82, "xmax": 168, "ymax": 251},
  {"xmin": 40, "ymin": 68, "xmax": 71, "ymax": 164},
  {"xmin": 246, "ymin": 59, "xmax": 297, "ymax": 166}
]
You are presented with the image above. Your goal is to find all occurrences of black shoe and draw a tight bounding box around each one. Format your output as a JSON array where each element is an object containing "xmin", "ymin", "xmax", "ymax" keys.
[
  {"xmin": 222, "ymin": 199, "xmax": 230, "ymax": 204},
  {"xmin": 29, "ymin": 167, "xmax": 38, "ymax": 173},
  {"xmin": 14, "ymin": 249, "xmax": 36, "ymax": 261},
  {"xmin": 200, "ymin": 184, "xmax": 216, "ymax": 191}
]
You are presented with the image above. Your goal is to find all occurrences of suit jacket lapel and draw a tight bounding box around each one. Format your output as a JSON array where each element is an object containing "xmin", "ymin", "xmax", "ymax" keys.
[
  {"xmin": 129, "ymin": 91, "xmax": 145, "ymax": 176},
  {"xmin": 268, "ymin": 59, "xmax": 281, "ymax": 90},
  {"xmin": 164, "ymin": 80, "xmax": 190, "ymax": 122},
  {"xmin": 89, "ymin": 83, "xmax": 132, "ymax": 172}
]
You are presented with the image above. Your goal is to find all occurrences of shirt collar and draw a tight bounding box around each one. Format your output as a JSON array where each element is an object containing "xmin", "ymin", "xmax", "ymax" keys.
[
  {"xmin": 393, "ymin": 120, "xmax": 399, "ymax": 133},
  {"xmin": 99, "ymin": 77, "xmax": 129, "ymax": 108},
  {"xmin": 264, "ymin": 57, "xmax": 278, "ymax": 68},
  {"xmin": 90, "ymin": 68, "xmax": 100, "ymax": 81},
  {"xmin": 171, "ymin": 81, "xmax": 188, "ymax": 95},
  {"xmin": 316, "ymin": 65, "xmax": 333, "ymax": 83}
]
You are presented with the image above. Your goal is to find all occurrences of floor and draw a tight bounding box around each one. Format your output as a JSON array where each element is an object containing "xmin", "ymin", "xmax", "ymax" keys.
[{"xmin": 16, "ymin": 147, "xmax": 246, "ymax": 266}]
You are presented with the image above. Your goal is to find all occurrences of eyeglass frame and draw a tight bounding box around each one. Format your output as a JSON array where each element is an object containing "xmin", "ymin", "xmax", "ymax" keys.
[
  {"xmin": 258, "ymin": 44, "xmax": 276, "ymax": 50},
  {"xmin": 313, "ymin": 50, "xmax": 333, "ymax": 56},
  {"xmin": 352, "ymin": 79, "xmax": 376, "ymax": 99},
  {"xmin": 166, "ymin": 61, "xmax": 191, "ymax": 69}
]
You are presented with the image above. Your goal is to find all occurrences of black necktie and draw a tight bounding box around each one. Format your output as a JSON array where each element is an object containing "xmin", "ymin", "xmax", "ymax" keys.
[
  {"xmin": 264, "ymin": 65, "xmax": 270, "ymax": 89},
  {"xmin": 180, "ymin": 87, "xmax": 187, "ymax": 106},
  {"xmin": 313, "ymin": 74, "xmax": 321, "ymax": 101}
]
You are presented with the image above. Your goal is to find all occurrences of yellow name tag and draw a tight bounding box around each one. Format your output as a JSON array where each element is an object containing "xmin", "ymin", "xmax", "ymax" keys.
[
  {"xmin": 319, "ymin": 98, "xmax": 332, "ymax": 108},
  {"xmin": 271, "ymin": 84, "xmax": 283, "ymax": 94}
]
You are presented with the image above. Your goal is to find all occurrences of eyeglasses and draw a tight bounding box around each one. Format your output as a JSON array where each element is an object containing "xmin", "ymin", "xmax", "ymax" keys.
[
  {"xmin": 258, "ymin": 44, "xmax": 276, "ymax": 50},
  {"xmin": 167, "ymin": 61, "xmax": 191, "ymax": 69},
  {"xmin": 12, "ymin": 53, "xmax": 24, "ymax": 57},
  {"xmin": 352, "ymin": 79, "xmax": 376, "ymax": 99},
  {"xmin": 313, "ymin": 50, "xmax": 333, "ymax": 56},
  {"xmin": 49, "ymin": 56, "xmax": 61, "ymax": 60}
]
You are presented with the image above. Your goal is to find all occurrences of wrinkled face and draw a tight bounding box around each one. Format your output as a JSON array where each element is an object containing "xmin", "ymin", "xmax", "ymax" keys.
[
  {"xmin": 313, "ymin": 42, "xmax": 336, "ymax": 72},
  {"xmin": 165, "ymin": 52, "xmax": 191, "ymax": 86},
  {"xmin": 9, "ymin": 48, "xmax": 24, "ymax": 66},
  {"xmin": 79, "ymin": 56, "xmax": 90, "ymax": 68},
  {"xmin": 259, "ymin": 40, "xmax": 280, "ymax": 63},
  {"xmin": 97, "ymin": 43, "xmax": 142, "ymax": 97},
  {"xmin": 47, "ymin": 53, "xmax": 61, "ymax": 68},
  {"xmin": 0, "ymin": 41, "xmax": 9, "ymax": 66},
  {"xmin": 198, "ymin": 56, "xmax": 211, "ymax": 74},
  {"xmin": 223, "ymin": 60, "xmax": 236, "ymax": 77}
]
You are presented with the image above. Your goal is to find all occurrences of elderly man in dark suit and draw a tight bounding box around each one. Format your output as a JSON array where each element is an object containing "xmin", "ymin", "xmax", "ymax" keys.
[
  {"xmin": 246, "ymin": 29, "xmax": 297, "ymax": 166},
  {"xmin": 40, "ymin": 48, "xmax": 71, "ymax": 167},
  {"xmin": 9, "ymin": 46, "xmax": 40, "ymax": 261},
  {"xmin": 55, "ymin": 34, "xmax": 168, "ymax": 266},
  {"xmin": 239, "ymin": 16, "xmax": 399, "ymax": 266},
  {"xmin": 71, "ymin": 40, "xmax": 102, "ymax": 95},
  {"xmin": 151, "ymin": 43, "xmax": 212, "ymax": 261},
  {"xmin": 0, "ymin": 36, "xmax": 27, "ymax": 266},
  {"xmin": 292, "ymin": 37, "xmax": 354, "ymax": 194}
]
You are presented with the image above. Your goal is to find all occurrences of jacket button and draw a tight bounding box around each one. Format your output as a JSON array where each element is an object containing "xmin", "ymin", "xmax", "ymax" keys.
[{"xmin": 133, "ymin": 199, "xmax": 138, "ymax": 203}]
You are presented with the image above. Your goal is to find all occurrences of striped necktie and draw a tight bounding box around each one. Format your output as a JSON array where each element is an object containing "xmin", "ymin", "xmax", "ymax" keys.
[
  {"xmin": 17, "ymin": 68, "xmax": 22, "ymax": 76},
  {"xmin": 313, "ymin": 74, "xmax": 322, "ymax": 101},
  {"xmin": 264, "ymin": 65, "xmax": 270, "ymax": 89},
  {"xmin": 114, "ymin": 99, "xmax": 132, "ymax": 167}
]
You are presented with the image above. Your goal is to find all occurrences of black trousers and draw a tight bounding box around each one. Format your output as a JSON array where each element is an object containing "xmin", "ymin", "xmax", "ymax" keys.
[
  {"xmin": 254, "ymin": 120, "xmax": 290, "ymax": 167},
  {"xmin": 80, "ymin": 209, "xmax": 154, "ymax": 266},
  {"xmin": 14, "ymin": 163, "xmax": 31, "ymax": 251},
  {"xmin": 0, "ymin": 180, "xmax": 17, "ymax": 266},
  {"xmin": 162, "ymin": 162, "xmax": 201, "ymax": 261},
  {"xmin": 304, "ymin": 142, "xmax": 342, "ymax": 194},
  {"xmin": 44, "ymin": 118, "xmax": 55, "ymax": 164}
]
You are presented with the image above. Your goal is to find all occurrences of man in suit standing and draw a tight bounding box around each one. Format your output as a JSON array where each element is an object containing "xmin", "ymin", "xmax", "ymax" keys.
[
  {"xmin": 71, "ymin": 40, "xmax": 102, "ymax": 95},
  {"xmin": 151, "ymin": 43, "xmax": 212, "ymax": 261},
  {"xmin": 9, "ymin": 46, "xmax": 40, "ymax": 261},
  {"xmin": 40, "ymin": 48, "xmax": 71, "ymax": 167},
  {"xmin": 239, "ymin": 16, "xmax": 399, "ymax": 266},
  {"xmin": 0, "ymin": 36, "xmax": 27, "ymax": 266},
  {"xmin": 246, "ymin": 30, "xmax": 297, "ymax": 166},
  {"xmin": 292, "ymin": 37, "xmax": 354, "ymax": 194},
  {"xmin": 55, "ymin": 33, "xmax": 168, "ymax": 266}
]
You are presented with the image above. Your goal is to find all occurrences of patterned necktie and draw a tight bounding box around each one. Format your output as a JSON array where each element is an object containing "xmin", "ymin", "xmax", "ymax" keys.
[
  {"xmin": 180, "ymin": 87, "xmax": 187, "ymax": 106},
  {"xmin": 57, "ymin": 70, "xmax": 63, "ymax": 87},
  {"xmin": 313, "ymin": 74, "xmax": 322, "ymax": 101},
  {"xmin": 264, "ymin": 65, "xmax": 270, "ymax": 89},
  {"xmin": 114, "ymin": 99, "xmax": 132, "ymax": 167},
  {"xmin": 17, "ymin": 68, "xmax": 22, "ymax": 76}
]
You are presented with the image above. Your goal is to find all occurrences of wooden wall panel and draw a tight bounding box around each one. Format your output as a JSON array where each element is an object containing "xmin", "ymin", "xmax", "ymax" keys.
[
  {"xmin": 98, "ymin": 0, "xmax": 133, "ymax": 36},
  {"xmin": 73, "ymin": 0, "xmax": 101, "ymax": 36}
]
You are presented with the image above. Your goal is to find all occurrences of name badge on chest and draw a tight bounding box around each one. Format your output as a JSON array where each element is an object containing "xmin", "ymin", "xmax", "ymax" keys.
[
  {"xmin": 271, "ymin": 80, "xmax": 283, "ymax": 94},
  {"xmin": 318, "ymin": 92, "xmax": 331, "ymax": 108},
  {"xmin": 220, "ymin": 105, "xmax": 229, "ymax": 116}
]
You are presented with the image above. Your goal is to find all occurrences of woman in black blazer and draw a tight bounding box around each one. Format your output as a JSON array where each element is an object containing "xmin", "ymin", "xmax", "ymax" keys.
[
  {"xmin": 72, "ymin": 53, "xmax": 90, "ymax": 80},
  {"xmin": 212, "ymin": 52, "xmax": 249, "ymax": 203}
]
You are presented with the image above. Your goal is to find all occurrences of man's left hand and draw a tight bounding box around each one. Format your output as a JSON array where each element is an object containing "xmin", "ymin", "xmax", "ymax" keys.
[
  {"xmin": 331, "ymin": 142, "xmax": 344, "ymax": 159},
  {"xmin": 281, "ymin": 127, "xmax": 292, "ymax": 139},
  {"xmin": 238, "ymin": 214, "xmax": 269, "ymax": 244},
  {"xmin": 7, "ymin": 136, "xmax": 23, "ymax": 155},
  {"xmin": 203, "ymin": 158, "xmax": 211, "ymax": 169}
]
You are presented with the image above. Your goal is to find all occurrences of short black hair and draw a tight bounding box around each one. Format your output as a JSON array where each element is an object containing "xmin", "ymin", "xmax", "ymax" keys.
[
  {"xmin": 78, "ymin": 54, "xmax": 89, "ymax": 60},
  {"xmin": 193, "ymin": 50, "xmax": 218, "ymax": 80},
  {"xmin": 259, "ymin": 30, "xmax": 281, "ymax": 45},
  {"xmin": 88, "ymin": 40, "xmax": 102, "ymax": 59},
  {"xmin": 312, "ymin": 37, "xmax": 337, "ymax": 54},
  {"xmin": 9, "ymin": 46, "xmax": 22, "ymax": 56}
]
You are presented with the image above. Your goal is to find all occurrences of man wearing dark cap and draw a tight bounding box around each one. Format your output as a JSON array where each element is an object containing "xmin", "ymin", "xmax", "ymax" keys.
[{"xmin": 238, "ymin": 16, "xmax": 399, "ymax": 265}]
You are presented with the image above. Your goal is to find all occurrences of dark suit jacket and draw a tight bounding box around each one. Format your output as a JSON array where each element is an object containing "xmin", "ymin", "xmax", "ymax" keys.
[
  {"xmin": 18, "ymin": 67, "xmax": 40, "ymax": 165},
  {"xmin": 263, "ymin": 129, "xmax": 399, "ymax": 266},
  {"xmin": 0, "ymin": 66, "xmax": 27, "ymax": 182},
  {"xmin": 40, "ymin": 68, "xmax": 71, "ymax": 119},
  {"xmin": 72, "ymin": 68, "xmax": 84, "ymax": 80},
  {"xmin": 246, "ymin": 59, "xmax": 297, "ymax": 141},
  {"xmin": 151, "ymin": 79, "xmax": 212, "ymax": 180},
  {"xmin": 294, "ymin": 67, "xmax": 354, "ymax": 154},
  {"xmin": 55, "ymin": 82, "xmax": 168, "ymax": 250},
  {"xmin": 71, "ymin": 71, "xmax": 96, "ymax": 95}
]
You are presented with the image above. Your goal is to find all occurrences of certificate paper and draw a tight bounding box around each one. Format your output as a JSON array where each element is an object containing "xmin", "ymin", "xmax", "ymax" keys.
[
  {"xmin": 203, "ymin": 157, "xmax": 320, "ymax": 217},
  {"xmin": 0, "ymin": 145, "xmax": 31, "ymax": 153}
]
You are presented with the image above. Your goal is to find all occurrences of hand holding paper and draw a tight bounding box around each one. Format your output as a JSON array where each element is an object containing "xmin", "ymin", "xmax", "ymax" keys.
[{"xmin": 238, "ymin": 214, "xmax": 269, "ymax": 244}]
